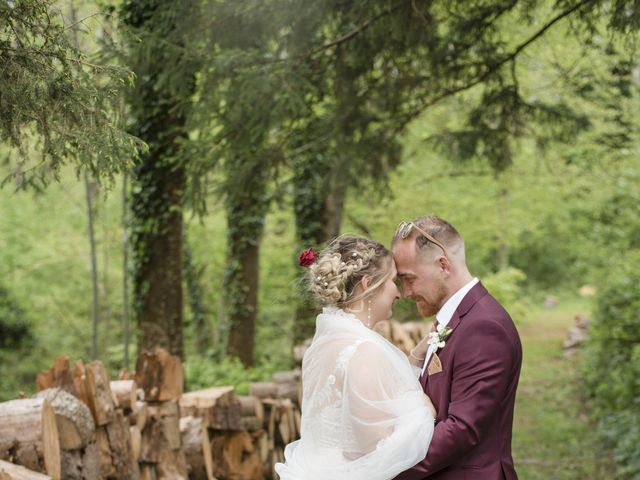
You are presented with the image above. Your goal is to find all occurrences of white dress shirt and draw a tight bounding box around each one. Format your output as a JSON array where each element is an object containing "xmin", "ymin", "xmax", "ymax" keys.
[{"xmin": 421, "ymin": 277, "xmax": 479, "ymax": 376}]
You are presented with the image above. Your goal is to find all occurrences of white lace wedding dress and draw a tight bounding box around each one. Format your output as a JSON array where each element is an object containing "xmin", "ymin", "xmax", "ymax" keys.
[{"xmin": 275, "ymin": 307, "xmax": 434, "ymax": 480}]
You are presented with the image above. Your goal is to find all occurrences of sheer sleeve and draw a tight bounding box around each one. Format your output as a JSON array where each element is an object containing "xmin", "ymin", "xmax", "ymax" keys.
[
  {"xmin": 275, "ymin": 311, "xmax": 435, "ymax": 480},
  {"xmin": 341, "ymin": 340, "xmax": 435, "ymax": 475}
]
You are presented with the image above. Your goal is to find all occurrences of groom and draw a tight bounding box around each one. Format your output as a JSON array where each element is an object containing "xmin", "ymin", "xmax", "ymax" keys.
[{"xmin": 392, "ymin": 215, "xmax": 522, "ymax": 480}]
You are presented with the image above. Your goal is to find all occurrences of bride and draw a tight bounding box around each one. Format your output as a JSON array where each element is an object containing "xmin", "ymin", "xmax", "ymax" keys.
[{"xmin": 275, "ymin": 236, "xmax": 436, "ymax": 480}]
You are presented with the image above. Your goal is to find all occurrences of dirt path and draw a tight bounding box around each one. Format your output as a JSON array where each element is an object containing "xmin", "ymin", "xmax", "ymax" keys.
[{"xmin": 512, "ymin": 300, "xmax": 614, "ymax": 479}]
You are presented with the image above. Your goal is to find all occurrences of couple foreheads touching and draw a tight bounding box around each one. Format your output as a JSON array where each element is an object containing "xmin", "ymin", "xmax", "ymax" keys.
[{"xmin": 276, "ymin": 214, "xmax": 522, "ymax": 480}]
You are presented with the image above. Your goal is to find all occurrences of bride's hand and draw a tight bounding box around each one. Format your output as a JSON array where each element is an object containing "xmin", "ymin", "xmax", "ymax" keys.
[{"xmin": 409, "ymin": 325, "xmax": 434, "ymax": 367}]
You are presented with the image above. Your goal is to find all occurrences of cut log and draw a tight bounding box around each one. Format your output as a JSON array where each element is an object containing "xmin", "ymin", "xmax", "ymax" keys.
[
  {"xmin": 149, "ymin": 401, "xmax": 181, "ymax": 450},
  {"xmin": 130, "ymin": 426, "xmax": 142, "ymax": 462},
  {"xmin": 179, "ymin": 416, "xmax": 213, "ymax": 480},
  {"xmin": 135, "ymin": 348, "xmax": 183, "ymax": 402},
  {"xmin": 140, "ymin": 401, "xmax": 181, "ymax": 463},
  {"xmin": 131, "ymin": 401, "xmax": 149, "ymax": 431},
  {"xmin": 36, "ymin": 357, "xmax": 77, "ymax": 397},
  {"xmin": 249, "ymin": 383, "xmax": 278, "ymax": 399},
  {"xmin": 180, "ymin": 387, "xmax": 242, "ymax": 431},
  {"xmin": 0, "ymin": 460, "xmax": 51, "ymax": 480},
  {"xmin": 389, "ymin": 320, "xmax": 415, "ymax": 354},
  {"xmin": 275, "ymin": 383, "xmax": 299, "ymax": 404},
  {"xmin": 0, "ymin": 398, "xmax": 60, "ymax": 480},
  {"xmin": 241, "ymin": 416, "xmax": 263, "ymax": 432},
  {"xmin": 237, "ymin": 396, "xmax": 264, "ymax": 423},
  {"xmin": 401, "ymin": 321, "xmax": 432, "ymax": 344},
  {"xmin": 271, "ymin": 370, "xmax": 301, "ymax": 384},
  {"xmin": 156, "ymin": 450, "xmax": 188, "ymax": 480},
  {"xmin": 294, "ymin": 409, "xmax": 301, "ymax": 437},
  {"xmin": 110, "ymin": 380, "xmax": 137, "ymax": 412},
  {"xmin": 95, "ymin": 410, "xmax": 133, "ymax": 478},
  {"xmin": 139, "ymin": 464, "xmax": 156, "ymax": 480},
  {"xmin": 262, "ymin": 399, "xmax": 278, "ymax": 441},
  {"xmin": 34, "ymin": 389, "xmax": 94, "ymax": 450},
  {"xmin": 210, "ymin": 432, "xmax": 262, "ymax": 480},
  {"xmin": 276, "ymin": 399, "xmax": 294, "ymax": 445},
  {"xmin": 255, "ymin": 431, "xmax": 269, "ymax": 463},
  {"xmin": 59, "ymin": 442, "xmax": 99, "ymax": 480},
  {"xmin": 73, "ymin": 360, "xmax": 116, "ymax": 426}
]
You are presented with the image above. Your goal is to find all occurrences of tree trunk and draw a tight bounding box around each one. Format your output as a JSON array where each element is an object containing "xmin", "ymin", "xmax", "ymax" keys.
[
  {"xmin": 121, "ymin": 0, "xmax": 195, "ymax": 360},
  {"xmin": 132, "ymin": 162, "xmax": 185, "ymax": 359},
  {"xmin": 224, "ymin": 155, "xmax": 269, "ymax": 367},
  {"xmin": 183, "ymin": 225, "xmax": 210, "ymax": 355},
  {"xmin": 226, "ymin": 238, "xmax": 260, "ymax": 367},
  {"xmin": 291, "ymin": 44, "xmax": 356, "ymax": 345},
  {"xmin": 122, "ymin": 173, "xmax": 131, "ymax": 370},
  {"xmin": 291, "ymin": 156, "xmax": 349, "ymax": 345}
]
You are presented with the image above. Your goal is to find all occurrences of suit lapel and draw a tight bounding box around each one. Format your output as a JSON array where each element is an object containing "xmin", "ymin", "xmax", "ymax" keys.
[{"xmin": 421, "ymin": 282, "xmax": 489, "ymax": 390}]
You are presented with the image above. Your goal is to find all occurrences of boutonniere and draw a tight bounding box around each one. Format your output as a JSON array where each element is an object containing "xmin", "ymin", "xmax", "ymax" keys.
[{"xmin": 427, "ymin": 324, "xmax": 453, "ymax": 349}]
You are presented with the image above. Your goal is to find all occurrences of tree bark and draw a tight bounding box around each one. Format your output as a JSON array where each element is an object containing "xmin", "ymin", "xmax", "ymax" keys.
[
  {"xmin": 132, "ymin": 162, "xmax": 185, "ymax": 359},
  {"xmin": 121, "ymin": 0, "xmax": 196, "ymax": 360},
  {"xmin": 225, "ymin": 239, "xmax": 260, "ymax": 367}
]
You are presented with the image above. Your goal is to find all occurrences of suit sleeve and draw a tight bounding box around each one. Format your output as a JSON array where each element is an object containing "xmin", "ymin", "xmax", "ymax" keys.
[{"xmin": 394, "ymin": 318, "xmax": 517, "ymax": 480}]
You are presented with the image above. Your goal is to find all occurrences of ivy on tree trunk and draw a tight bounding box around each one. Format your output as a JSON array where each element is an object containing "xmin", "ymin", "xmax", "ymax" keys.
[{"xmin": 120, "ymin": 0, "xmax": 196, "ymax": 359}]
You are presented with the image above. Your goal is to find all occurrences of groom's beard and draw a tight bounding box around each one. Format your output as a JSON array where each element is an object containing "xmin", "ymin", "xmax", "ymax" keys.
[{"xmin": 414, "ymin": 285, "xmax": 448, "ymax": 318}]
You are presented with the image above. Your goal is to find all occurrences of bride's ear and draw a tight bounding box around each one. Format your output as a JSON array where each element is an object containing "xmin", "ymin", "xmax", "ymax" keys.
[{"xmin": 361, "ymin": 275, "xmax": 371, "ymax": 291}]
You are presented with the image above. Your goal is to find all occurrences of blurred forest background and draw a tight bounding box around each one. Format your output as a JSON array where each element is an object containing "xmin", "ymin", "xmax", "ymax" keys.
[{"xmin": 1, "ymin": 0, "xmax": 639, "ymax": 478}]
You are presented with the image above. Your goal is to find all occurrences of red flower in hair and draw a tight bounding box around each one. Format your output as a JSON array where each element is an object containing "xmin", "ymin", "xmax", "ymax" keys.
[{"xmin": 298, "ymin": 247, "xmax": 318, "ymax": 268}]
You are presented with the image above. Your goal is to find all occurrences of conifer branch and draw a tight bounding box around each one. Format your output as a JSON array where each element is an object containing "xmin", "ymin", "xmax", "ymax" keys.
[{"xmin": 393, "ymin": 0, "xmax": 597, "ymax": 131}]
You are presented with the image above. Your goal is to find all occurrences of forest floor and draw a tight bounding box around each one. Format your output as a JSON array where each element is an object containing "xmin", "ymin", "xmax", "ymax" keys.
[{"xmin": 512, "ymin": 298, "xmax": 616, "ymax": 479}]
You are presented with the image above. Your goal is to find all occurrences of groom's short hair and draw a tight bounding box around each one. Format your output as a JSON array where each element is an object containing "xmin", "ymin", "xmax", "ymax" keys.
[
  {"xmin": 394, "ymin": 215, "xmax": 465, "ymax": 259},
  {"xmin": 413, "ymin": 215, "xmax": 461, "ymax": 249}
]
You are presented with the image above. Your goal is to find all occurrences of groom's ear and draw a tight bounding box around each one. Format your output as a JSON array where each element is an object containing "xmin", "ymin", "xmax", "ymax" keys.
[{"xmin": 438, "ymin": 255, "xmax": 450, "ymax": 273}]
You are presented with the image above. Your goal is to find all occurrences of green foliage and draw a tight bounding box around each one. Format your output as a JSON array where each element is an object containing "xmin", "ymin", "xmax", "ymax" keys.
[
  {"xmin": 184, "ymin": 353, "xmax": 281, "ymax": 396},
  {"xmin": 0, "ymin": 284, "xmax": 32, "ymax": 349},
  {"xmin": 0, "ymin": 0, "xmax": 142, "ymax": 188},
  {"xmin": 0, "ymin": 282, "xmax": 38, "ymax": 401},
  {"xmin": 482, "ymin": 267, "xmax": 529, "ymax": 323},
  {"xmin": 584, "ymin": 250, "xmax": 640, "ymax": 479}
]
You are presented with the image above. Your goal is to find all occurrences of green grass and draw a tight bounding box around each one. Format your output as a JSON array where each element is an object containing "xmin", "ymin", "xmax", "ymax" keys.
[{"xmin": 513, "ymin": 297, "xmax": 615, "ymax": 479}]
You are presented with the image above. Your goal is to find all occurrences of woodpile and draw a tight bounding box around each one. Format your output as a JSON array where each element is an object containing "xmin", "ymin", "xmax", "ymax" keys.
[
  {"xmin": 6, "ymin": 330, "xmax": 447, "ymax": 479},
  {"xmin": 34, "ymin": 356, "xmax": 134, "ymax": 479},
  {"xmin": 0, "ymin": 460, "xmax": 52, "ymax": 480},
  {"xmin": 134, "ymin": 349, "xmax": 186, "ymax": 479},
  {"xmin": 374, "ymin": 318, "xmax": 433, "ymax": 354},
  {"xmin": 0, "ymin": 397, "xmax": 60, "ymax": 479}
]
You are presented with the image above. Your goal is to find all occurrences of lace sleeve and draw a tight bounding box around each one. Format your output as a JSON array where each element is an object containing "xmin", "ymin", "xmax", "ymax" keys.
[{"xmin": 343, "ymin": 340, "xmax": 434, "ymax": 460}]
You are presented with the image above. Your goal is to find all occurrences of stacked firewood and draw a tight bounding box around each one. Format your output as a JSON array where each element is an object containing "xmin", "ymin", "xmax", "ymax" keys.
[
  {"xmin": 179, "ymin": 385, "xmax": 257, "ymax": 480},
  {"xmin": 38, "ymin": 357, "xmax": 135, "ymax": 479},
  {"xmin": 0, "ymin": 394, "xmax": 61, "ymax": 479},
  {"xmin": 0, "ymin": 355, "xmax": 137, "ymax": 480},
  {"xmin": 375, "ymin": 319, "xmax": 434, "ymax": 354},
  {"xmin": 245, "ymin": 369, "xmax": 302, "ymax": 478},
  {"xmin": 133, "ymin": 349, "xmax": 187, "ymax": 479},
  {"xmin": 0, "ymin": 315, "xmax": 431, "ymax": 479}
]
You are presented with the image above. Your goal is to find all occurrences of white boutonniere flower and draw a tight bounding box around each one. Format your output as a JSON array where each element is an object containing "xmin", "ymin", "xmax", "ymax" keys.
[{"xmin": 427, "ymin": 324, "xmax": 453, "ymax": 349}]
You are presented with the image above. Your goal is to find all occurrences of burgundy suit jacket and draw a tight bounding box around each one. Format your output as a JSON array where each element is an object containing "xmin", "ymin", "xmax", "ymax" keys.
[{"xmin": 395, "ymin": 282, "xmax": 522, "ymax": 480}]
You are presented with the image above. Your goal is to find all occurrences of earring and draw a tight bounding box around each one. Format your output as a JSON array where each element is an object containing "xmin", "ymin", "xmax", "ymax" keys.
[{"xmin": 367, "ymin": 299, "xmax": 372, "ymax": 327}]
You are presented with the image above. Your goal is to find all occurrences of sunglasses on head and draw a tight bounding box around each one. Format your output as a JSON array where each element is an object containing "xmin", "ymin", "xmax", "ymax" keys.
[{"xmin": 395, "ymin": 221, "xmax": 449, "ymax": 257}]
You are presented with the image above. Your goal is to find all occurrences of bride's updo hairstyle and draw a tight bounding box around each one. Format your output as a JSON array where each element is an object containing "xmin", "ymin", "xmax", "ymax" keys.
[{"xmin": 308, "ymin": 236, "xmax": 393, "ymax": 309}]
